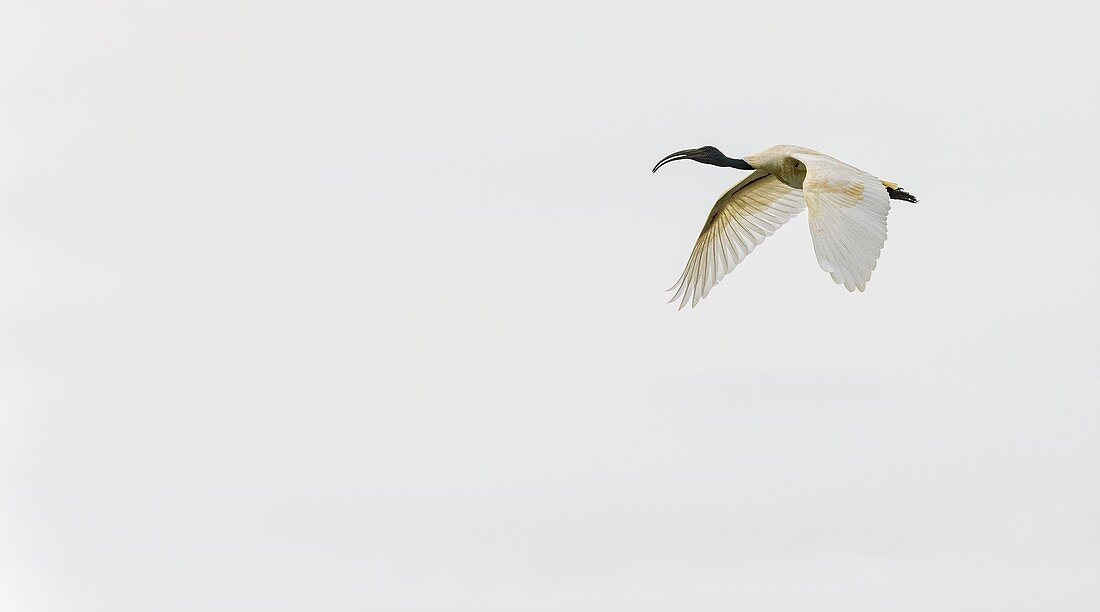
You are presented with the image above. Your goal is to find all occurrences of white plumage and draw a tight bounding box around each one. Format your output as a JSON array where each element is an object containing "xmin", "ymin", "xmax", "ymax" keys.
[{"xmin": 652, "ymin": 144, "xmax": 916, "ymax": 309}]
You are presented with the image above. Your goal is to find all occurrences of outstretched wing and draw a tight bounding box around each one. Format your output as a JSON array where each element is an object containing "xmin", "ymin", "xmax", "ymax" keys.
[
  {"xmin": 790, "ymin": 152, "xmax": 891, "ymax": 292},
  {"xmin": 668, "ymin": 170, "xmax": 806, "ymax": 309}
]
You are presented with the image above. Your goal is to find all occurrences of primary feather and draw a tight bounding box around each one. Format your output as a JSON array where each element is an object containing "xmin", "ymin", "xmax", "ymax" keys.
[{"xmin": 668, "ymin": 170, "xmax": 805, "ymax": 309}]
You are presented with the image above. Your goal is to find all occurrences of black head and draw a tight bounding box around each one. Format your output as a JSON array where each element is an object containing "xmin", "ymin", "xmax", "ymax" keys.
[{"xmin": 651, "ymin": 146, "xmax": 754, "ymax": 173}]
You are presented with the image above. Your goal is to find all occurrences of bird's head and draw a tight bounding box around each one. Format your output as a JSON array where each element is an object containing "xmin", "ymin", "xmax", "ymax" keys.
[{"xmin": 652, "ymin": 146, "xmax": 754, "ymax": 173}]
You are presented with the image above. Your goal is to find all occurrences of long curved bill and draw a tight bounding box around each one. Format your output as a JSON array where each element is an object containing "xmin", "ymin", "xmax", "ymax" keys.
[{"xmin": 652, "ymin": 149, "xmax": 699, "ymax": 173}]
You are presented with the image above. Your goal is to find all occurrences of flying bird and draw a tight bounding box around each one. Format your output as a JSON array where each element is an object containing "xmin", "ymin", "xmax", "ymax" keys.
[{"xmin": 652, "ymin": 144, "xmax": 917, "ymax": 308}]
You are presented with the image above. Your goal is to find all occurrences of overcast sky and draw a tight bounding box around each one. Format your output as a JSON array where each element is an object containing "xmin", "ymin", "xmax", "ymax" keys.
[{"xmin": 1, "ymin": 2, "xmax": 1098, "ymax": 611}]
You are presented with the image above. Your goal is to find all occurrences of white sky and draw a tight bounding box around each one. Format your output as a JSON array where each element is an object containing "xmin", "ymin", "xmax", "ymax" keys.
[{"xmin": 1, "ymin": 2, "xmax": 1098, "ymax": 611}]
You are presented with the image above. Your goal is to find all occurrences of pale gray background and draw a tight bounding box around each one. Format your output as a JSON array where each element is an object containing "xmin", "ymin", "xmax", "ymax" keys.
[{"xmin": 1, "ymin": 1, "xmax": 1098, "ymax": 611}]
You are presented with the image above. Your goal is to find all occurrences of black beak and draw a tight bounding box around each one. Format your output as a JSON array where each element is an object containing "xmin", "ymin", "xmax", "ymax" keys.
[
  {"xmin": 652, "ymin": 146, "xmax": 753, "ymax": 173},
  {"xmin": 651, "ymin": 149, "xmax": 700, "ymax": 173}
]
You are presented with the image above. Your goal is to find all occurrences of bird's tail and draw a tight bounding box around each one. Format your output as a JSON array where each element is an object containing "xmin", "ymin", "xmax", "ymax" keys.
[{"xmin": 882, "ymin": 180, "xmax": 918, "ymax": 203}]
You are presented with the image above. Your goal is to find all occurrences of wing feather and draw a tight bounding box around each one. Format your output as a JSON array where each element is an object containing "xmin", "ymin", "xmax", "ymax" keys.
[
  {"xmin": 791, "ymin": 152, "xmax": 891, "ymax": 292},
  {"xmin": 668, "ymin": 171, "xmax": 806, "ymax": 309}
]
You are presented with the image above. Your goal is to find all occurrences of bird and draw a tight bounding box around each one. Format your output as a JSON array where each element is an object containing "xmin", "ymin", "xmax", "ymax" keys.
[{"xmin": 652, "ymin": 144, "xmax": 917, "ymax": 308}]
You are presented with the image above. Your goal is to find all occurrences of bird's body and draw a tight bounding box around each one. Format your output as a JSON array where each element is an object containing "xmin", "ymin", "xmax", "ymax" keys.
[{"xmin": 652, "ymin": 144, "xmax": 917, "ymax": 308}]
